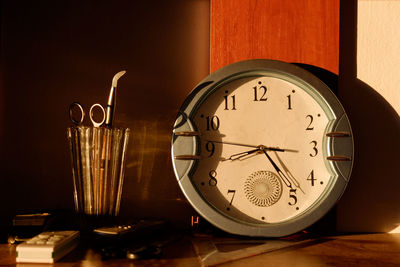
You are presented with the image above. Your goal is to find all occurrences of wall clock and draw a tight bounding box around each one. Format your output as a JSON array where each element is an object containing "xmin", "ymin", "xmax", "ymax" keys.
[{"xmin": 171, "ymin": 59, "xmax": 353, "ymax": 237}]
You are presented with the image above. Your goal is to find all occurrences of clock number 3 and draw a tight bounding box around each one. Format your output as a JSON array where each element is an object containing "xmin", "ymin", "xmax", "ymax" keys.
[{"xmin": 309, "ymin": 141, "xmax": 318, "ymax": 157}]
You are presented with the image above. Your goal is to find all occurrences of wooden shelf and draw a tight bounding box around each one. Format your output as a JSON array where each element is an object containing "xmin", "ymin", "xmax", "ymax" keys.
[{"xmin": 2, "ymin": 233, "xmax": 400, "ymax": 266}]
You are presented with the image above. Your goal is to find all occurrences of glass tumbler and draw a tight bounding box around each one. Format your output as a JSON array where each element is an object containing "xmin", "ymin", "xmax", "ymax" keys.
[{"xmin": 67, "ymin": 126, "xmax": 130, "ymax": 216}]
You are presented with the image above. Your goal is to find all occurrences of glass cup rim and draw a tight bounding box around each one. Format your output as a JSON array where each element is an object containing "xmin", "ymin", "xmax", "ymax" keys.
[{"xmin": 67, "ymin": 125, "xmax": 130, "ymax": 131}]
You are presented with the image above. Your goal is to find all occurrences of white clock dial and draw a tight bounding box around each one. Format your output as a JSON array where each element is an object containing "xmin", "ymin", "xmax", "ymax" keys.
[
  {"xmin": 192, "ymin": 76, "xmax": 332, "ymax": 223},
  {"xmin": 171, "ymin": 60, "xmax": 353, "ymax": 237}
]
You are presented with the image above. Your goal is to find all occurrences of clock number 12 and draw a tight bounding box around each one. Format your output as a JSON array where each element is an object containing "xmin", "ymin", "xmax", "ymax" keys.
[{"xmin": 253, "ymin": 81, "xmax": 268, "ymax": 101}]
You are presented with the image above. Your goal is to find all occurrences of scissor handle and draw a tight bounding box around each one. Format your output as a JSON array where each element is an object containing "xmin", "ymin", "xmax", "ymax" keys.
[
  {"xmin": 89, "ymin": 103, "xmax": 106, "ymax": 127},
  {"xmin": 69, "ymin": 102, "xmax": 85, "ymax": 125}
]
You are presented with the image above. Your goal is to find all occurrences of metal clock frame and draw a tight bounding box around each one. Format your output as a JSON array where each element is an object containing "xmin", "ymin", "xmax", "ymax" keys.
[{"xmin": 171, "ymin": 59, "xmax": 353, "ymax": 237}]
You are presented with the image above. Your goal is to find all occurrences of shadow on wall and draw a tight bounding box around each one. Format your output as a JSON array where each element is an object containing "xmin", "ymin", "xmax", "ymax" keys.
[
  {"xmin": 0, "ymin": 0, "xmax": 210, "ymax": 234},
  {"xmin": 337, "ymin": 78, "xmax": 400, "ymax": 232},
  {"xmin": 337, "ymin": 0, "xmax": 400, "ymax": 232}
]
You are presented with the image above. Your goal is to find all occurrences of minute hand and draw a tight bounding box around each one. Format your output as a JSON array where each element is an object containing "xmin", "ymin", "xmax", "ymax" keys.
[{"xmin": 262, "ymin": 149, "xmax": 292, "ymax": 188}]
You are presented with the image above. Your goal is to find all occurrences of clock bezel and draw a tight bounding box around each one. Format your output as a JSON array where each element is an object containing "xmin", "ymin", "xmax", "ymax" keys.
[{"xmin": 171, "ymin": 59, "xmax": 353, "ymax": 237}]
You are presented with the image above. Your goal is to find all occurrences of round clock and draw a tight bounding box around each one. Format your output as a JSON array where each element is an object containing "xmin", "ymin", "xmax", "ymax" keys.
[{"xmin": 171, "ymin": 59, "xmax": 353, "ymax": 237}]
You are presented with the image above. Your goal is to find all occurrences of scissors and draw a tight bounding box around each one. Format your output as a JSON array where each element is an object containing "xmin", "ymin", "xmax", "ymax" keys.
[
  {"xmin": 69, "ymin": 102, "xmax": 106, "ymax": 127},
  {"xmin": 68, "ymin": 70, "xmax": 126, "ymax": 128}
]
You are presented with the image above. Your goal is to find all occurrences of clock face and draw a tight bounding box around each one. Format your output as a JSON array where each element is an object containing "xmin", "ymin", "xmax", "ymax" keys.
[{"xmin": 172, "ymin": 60, "xmax": 353, "ymax": 237}]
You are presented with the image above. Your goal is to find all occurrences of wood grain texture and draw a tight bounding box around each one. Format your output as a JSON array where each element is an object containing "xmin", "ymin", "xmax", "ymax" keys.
[
  {"xmin": 210, "ymin": 0, "xmax": 339, "ymax": 74},
  {"xmin": 3, "ymin": 234, "xmax": 400, "ymax": 266}
]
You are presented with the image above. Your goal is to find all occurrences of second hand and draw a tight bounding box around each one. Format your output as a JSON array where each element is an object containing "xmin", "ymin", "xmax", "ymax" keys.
[{"xmin": 206, "ymin": 140, "xmax": 298, "ymax": 153}]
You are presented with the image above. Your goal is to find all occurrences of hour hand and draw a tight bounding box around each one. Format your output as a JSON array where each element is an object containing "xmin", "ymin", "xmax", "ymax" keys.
[
  {"xmin": 223, "ymin": 148, "xmax": 261, "ymax": 161},
  {"xmin": 261, "ymin": 149, "xmax": 293, "ymax": 188}
]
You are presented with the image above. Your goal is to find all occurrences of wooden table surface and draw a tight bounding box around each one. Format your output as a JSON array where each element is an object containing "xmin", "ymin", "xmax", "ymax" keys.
[{"xmin": 1, "ymin": 233, "xmax": 400, "ymax": 266}]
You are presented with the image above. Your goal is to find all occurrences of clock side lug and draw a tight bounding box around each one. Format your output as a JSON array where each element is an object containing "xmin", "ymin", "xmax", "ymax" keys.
[
  {"xmin": 329, "ymin": 113, "xmax": 354, "ymax": 182},
  {"xmin": 171, "ymin": 112, "xmax": 199, "ymax": 180}
]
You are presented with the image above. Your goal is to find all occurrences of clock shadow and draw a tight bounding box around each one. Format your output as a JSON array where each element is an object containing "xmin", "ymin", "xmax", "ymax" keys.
[{"xmin": 335, "ymin": 0, "xmax": 400, "ymax": 233}]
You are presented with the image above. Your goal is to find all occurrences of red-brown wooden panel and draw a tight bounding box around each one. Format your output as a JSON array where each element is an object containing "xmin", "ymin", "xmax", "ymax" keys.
[{"xmin": 210, "ymin": 0, "xmax": 339, "ymax": 74}]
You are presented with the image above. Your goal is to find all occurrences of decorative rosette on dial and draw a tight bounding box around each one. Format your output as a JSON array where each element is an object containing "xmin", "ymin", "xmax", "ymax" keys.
[{"xmin": 244, "ymin": 171, "xmax": 282, "ymax": 207}]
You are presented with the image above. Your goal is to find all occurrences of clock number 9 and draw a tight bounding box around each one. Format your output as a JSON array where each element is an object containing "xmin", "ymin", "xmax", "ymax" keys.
[
  {"xmin": 205, "ymin": 141, "xmax": 215, "ymax": 157},
  {"xmin": 208, "ymin": 170, "xmax": 217, "ymax": 186}
]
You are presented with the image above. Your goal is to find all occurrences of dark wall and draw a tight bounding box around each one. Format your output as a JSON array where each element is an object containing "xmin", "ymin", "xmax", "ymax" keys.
[{"xmin": 0, "ymin": 0, "xmax": 210, "ymax": 229}]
